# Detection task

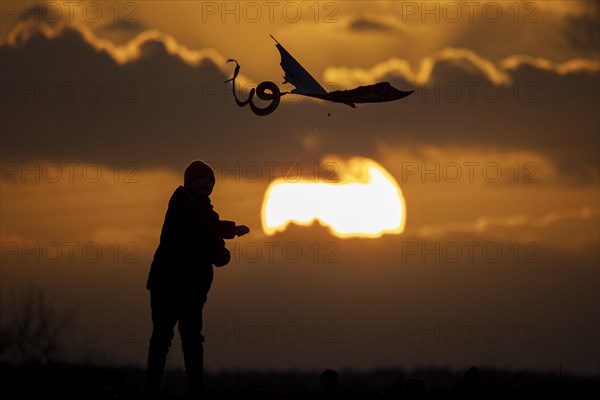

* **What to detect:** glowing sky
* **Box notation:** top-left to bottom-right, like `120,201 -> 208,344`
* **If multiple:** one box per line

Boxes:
1,0 -> 598,374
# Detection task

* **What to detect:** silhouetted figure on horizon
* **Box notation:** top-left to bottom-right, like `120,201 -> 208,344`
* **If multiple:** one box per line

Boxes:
460,366 -> 482,398
319,369 -> 341,398
401,376 -> 427,399
141,160 -> 249,399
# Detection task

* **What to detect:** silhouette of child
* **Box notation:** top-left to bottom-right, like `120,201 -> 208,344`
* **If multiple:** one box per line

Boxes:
141,160 -> 249,399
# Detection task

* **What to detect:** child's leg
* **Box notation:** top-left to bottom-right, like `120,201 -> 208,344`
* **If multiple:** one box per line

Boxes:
178,295 -> 206,397
143,290 -> 178,397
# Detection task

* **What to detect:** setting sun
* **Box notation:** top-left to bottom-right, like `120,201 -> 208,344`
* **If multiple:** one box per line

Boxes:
261,158 -> 406,238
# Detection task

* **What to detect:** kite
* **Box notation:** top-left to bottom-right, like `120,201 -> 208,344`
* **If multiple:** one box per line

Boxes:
224,35 -> 414,116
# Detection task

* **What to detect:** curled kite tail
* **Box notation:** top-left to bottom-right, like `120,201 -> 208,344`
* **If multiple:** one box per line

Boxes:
223,59 -> 240,84
223,59 -> 282,116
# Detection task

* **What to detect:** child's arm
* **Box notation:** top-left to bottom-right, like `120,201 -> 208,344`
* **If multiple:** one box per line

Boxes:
217,220 -> 236,239
234,225 -> 250,236
217,221 -> 250,239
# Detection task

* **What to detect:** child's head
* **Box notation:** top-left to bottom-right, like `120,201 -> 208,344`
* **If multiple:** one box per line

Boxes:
184,160 -> 216,197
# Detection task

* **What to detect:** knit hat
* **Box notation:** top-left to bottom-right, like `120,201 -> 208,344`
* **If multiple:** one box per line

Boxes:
184,160 -> 215,187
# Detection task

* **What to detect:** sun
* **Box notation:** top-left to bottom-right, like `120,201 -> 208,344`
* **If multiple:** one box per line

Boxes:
261,157 -> 406,238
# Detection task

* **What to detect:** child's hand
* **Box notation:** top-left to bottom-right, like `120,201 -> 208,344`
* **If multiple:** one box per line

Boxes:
234,225 -> 250,237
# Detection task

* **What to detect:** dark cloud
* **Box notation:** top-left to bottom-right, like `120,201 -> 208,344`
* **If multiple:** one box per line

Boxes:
564,2 -> 600,55
427,57 -> 492,83
0,27 -> 300,170
348,17 -> 393,32
1,26 -> 598,184
101,20 -> 144,32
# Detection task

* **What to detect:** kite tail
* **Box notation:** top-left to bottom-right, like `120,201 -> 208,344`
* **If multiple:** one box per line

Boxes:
224,60 -> 282,116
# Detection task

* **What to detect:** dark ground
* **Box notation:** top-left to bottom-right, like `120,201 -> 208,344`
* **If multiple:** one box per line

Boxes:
1,363 -> 598,399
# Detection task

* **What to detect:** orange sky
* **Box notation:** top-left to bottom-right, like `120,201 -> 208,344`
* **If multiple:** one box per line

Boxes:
1,1 -> 598,375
